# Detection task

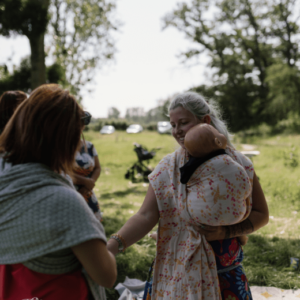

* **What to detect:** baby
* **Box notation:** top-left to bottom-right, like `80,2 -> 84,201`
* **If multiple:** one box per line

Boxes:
181,124 -> 252,243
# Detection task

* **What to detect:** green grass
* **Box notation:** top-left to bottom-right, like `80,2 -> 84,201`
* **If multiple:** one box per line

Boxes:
84,130 -> 300,298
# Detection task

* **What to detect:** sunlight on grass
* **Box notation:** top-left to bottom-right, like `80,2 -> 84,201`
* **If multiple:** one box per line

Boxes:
85,130 -> 300,299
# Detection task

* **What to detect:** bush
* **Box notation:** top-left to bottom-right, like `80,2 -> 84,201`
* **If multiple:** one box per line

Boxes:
90,119 -> 131,131
236,113 -> 300,142
146,122 -> 157,131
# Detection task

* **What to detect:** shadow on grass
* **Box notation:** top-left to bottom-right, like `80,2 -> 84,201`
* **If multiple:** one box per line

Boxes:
101,202 -> 138,210
244,235 -> 300,289
101,187 -> 147,200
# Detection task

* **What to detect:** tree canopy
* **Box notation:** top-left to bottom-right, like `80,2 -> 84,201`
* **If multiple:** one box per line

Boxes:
0,0 -> 118,98
108,107 -> 120,119
163,0 -> 300,131
49,0 -> 118,99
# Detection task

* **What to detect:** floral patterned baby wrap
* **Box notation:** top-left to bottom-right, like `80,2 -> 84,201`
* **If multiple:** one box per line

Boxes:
148,147 -> 254,300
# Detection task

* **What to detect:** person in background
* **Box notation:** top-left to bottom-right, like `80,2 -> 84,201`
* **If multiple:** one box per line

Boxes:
0,84 -> 116,300
72,113 -> 103,222
107,92 -> 268,300
0,90 -> 27,133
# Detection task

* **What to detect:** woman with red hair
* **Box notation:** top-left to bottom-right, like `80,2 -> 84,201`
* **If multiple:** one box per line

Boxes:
0,84 -> 116,300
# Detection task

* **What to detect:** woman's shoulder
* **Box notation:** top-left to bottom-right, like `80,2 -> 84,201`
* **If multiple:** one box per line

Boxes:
85,140 -> 94,148
85,140 -> 97,156
157,148 -> 183,164
51,184 -> 84,205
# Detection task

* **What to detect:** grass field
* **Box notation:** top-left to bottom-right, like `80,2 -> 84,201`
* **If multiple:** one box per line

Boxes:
83,130 -> 300,299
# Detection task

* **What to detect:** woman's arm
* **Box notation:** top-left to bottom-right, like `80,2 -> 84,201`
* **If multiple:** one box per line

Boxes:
71,239 -> 117,288
107,184 -> 160,256
72,156 -> 100,190
71,173 -> 95,191
194,171 -> 269,241
90,156 -> 101,182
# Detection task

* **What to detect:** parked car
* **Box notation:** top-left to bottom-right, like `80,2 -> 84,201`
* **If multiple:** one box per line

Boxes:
126,124 -> 143,134
100,125 -> 115,134
157,121 -> 172,134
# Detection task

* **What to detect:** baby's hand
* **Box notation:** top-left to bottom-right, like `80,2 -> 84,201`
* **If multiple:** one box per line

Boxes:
238,235 -> 248,246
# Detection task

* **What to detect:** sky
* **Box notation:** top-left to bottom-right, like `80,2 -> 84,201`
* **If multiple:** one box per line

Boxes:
0,0 -> 208,118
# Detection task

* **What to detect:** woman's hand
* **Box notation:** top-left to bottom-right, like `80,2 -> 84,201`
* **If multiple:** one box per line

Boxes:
192,224 -> 226,241
192,224 -> 248,245
107,239 -> 119,256
237,235 -> 249,246
84,178 -> 95,190
149,232 -> 157,241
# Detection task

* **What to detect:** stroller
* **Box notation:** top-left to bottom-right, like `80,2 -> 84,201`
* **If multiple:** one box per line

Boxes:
125,143 -> 161,183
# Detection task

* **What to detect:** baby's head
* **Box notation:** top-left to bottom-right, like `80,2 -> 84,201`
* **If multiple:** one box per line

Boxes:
184,124 -> 227,157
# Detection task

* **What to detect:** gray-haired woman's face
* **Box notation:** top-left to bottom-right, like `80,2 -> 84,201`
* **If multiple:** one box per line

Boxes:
169,106 -> 203,149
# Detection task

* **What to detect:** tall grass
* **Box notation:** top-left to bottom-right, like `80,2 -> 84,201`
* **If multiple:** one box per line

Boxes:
84,130 -> 300,299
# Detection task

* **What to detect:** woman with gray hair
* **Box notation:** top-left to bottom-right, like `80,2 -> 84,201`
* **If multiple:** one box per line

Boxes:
108,92 -> 268,300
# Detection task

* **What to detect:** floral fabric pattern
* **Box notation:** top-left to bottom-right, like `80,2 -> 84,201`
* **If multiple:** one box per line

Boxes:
148,147 -> 254,300
74,141 -> 100,216
211,238 -> 253,300
187,152 -> 253,226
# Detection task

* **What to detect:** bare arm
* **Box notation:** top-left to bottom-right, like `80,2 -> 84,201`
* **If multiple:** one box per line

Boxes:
72,173 -> 94,187
72,157 -> 100,190
90,156 -> 101,182
71,239 -> 117,288
194,171 -> 269,240
107,184 -> 160,256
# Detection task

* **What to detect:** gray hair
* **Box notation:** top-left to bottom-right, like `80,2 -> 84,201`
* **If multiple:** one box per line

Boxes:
168,91 -> 234,147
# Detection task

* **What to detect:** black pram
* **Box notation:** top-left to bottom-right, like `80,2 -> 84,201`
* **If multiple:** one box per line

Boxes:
125,143 -> 161,183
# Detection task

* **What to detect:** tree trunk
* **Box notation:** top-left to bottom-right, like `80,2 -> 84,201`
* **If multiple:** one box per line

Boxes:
29,33 -> 46,90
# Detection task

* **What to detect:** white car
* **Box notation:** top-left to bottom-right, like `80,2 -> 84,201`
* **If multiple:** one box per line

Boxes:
100,125 -> 115,134
157,121 -> 172,134
126,124 -> 143,134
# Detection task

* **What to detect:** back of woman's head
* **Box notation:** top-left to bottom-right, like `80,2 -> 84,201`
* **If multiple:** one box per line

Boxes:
168,91 -> 233,147
0,90 -> 27,133
0,84 -> 84,174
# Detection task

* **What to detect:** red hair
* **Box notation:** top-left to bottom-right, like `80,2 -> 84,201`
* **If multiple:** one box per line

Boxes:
0,84 -> 84,174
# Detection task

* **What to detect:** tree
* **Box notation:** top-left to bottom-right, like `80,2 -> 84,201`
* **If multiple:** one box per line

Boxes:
125,107 -> 145,123
265,63 -> 300,120
0,0 -> 50,89
0,0 -> 118,96
49,0 -> 118,99
0,58 -> 31,95
163,0 -> 300,131
108,107 -> 120,119
0,57 -> 67,96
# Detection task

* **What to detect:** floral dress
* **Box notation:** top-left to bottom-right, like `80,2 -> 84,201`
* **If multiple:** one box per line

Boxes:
74,141 -> 101,221
145,146 -> 254,300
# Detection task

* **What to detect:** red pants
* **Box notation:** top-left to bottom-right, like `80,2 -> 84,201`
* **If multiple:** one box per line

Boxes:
0,264 -> 89,300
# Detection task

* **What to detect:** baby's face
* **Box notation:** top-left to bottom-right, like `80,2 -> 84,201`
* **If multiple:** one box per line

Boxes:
184,124 -> 227,157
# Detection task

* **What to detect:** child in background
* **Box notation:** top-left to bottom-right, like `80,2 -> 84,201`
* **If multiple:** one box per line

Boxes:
72,112 -> 102,222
